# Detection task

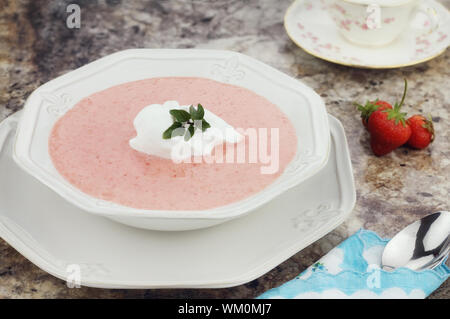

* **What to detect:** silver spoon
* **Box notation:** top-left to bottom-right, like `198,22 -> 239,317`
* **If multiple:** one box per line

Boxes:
382,211 -> 450,271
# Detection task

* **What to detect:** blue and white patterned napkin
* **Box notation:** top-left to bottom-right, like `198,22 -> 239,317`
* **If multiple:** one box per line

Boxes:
258,229 -> 449,299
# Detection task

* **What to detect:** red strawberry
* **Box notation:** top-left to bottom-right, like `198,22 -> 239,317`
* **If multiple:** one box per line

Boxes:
407,115 -> 434,149
367,80 -> 411,156
356,100 -> 393,128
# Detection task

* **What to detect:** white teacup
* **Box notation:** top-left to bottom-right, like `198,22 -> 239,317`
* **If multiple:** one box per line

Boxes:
326,0 -> 440,46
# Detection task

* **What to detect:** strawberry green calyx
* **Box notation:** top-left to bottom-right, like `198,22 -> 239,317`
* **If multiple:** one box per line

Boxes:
423,115 -> 435,142
382,79 -> 409,127
355,100 -> 380,123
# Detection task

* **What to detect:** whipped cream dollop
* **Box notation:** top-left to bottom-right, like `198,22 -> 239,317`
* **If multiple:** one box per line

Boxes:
129,101 -> 243,161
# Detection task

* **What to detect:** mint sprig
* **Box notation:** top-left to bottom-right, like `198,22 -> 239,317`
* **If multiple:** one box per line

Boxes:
162,104 -> 211,141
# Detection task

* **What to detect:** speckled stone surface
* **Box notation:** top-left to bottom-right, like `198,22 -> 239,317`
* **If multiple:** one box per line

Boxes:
0,0 -> 448,299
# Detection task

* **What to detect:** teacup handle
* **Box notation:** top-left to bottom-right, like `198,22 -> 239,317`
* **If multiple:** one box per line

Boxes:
414,2 -> 440,35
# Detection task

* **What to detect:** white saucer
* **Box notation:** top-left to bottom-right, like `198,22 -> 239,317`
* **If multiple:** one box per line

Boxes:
284,0 -> 450,68
0,111 -> 355,289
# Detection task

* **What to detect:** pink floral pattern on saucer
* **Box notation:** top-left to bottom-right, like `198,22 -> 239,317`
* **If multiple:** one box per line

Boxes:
414,31 -> 448,59
297,21 -> 362,65
285,0 -> 449,68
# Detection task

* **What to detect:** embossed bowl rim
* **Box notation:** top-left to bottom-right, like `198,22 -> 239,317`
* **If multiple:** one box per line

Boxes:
13,49 -> 330,222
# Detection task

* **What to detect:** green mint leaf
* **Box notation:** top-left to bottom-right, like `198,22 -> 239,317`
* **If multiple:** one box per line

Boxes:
189,104 -> 205,120
189,105 -> 197,118
197,104 -> 205,118
170,109 -> 191,122
193,119 -> 202,129
162,122 -> 182,139
185,125 -> 195,141
162,129 -> 173,140
164,105 -> 211,140
172,127 -> 186,138
201,119 -> 211,132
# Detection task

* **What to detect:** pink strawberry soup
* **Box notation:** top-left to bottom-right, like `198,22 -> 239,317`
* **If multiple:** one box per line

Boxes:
49,77 -> 297,210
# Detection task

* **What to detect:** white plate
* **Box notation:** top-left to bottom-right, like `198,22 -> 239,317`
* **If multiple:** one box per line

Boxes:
284,0 -> 450,68
0,112 -> 354,289
13,49 -> 330,231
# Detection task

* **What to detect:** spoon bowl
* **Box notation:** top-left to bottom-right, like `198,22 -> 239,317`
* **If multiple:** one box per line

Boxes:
382,211 -> 450,271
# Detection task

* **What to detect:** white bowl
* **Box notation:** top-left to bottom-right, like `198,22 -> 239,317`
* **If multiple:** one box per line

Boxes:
13,49 -> 330,231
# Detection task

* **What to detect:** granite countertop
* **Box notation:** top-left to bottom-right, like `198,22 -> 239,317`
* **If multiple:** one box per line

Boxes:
0,0 -> 448,298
